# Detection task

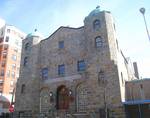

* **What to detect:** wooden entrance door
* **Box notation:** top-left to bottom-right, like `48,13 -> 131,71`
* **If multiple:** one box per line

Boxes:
57,85 -> 69,110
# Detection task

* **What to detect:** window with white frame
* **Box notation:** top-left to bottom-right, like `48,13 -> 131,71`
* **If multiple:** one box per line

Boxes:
12,64 -> 16,70
7,70 -> 10,77
12,55 -> 17,61
11,71 -> 15,78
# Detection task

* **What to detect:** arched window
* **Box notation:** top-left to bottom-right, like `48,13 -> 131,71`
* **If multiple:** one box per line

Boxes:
21,84 -> 25,93
93,19 -> 101,30
98,70 -> 106,85
95,36 -> 103,48
98,70 -> 105,79
23,57 -> 28,66
25,43 -> 29,50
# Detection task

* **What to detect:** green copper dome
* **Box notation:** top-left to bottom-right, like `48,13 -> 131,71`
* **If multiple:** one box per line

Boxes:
26,29 -> 43,38
26,33 -> 32,38
88,6 -> 101,17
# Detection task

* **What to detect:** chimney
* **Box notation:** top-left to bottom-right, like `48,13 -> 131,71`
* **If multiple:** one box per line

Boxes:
133,62 -> 140,79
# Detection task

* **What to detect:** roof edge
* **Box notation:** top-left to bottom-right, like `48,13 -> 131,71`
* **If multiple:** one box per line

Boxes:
41,26 -> 84,43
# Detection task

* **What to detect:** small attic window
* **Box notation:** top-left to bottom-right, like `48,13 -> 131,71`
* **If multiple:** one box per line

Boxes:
59,41 -> 64,49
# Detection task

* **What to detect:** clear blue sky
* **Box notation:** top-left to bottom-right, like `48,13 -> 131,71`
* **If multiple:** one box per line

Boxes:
0,0 -> 150,78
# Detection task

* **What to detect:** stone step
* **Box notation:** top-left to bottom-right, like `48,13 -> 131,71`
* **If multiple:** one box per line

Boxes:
66,112 -> 90,118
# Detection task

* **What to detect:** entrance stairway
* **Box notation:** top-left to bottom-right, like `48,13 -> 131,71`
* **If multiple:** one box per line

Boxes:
66,111 -> 97,118
66,112 -> 89,118
39,110 -> 97,118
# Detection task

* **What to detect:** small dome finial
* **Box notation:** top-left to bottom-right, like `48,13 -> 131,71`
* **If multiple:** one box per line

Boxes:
34,29 -> 37,32
96,5 -> 100,9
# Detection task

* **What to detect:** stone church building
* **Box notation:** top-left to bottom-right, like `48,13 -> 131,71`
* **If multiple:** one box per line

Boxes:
14,7 -> 138,118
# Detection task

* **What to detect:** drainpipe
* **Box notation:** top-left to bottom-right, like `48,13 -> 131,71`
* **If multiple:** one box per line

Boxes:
138,104 -> 142,118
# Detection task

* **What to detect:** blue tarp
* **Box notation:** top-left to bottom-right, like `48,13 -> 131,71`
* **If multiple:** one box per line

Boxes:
123,99 -> 150,105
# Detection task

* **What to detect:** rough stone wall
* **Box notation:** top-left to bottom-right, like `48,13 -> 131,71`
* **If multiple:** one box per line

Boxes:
38,11 -> 125,117
15,36 -> 42,114
104,12 -> 118,63
15,10 -> 127,118
40,27 -> 86,79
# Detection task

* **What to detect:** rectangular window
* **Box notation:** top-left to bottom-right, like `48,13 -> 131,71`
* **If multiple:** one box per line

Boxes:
7,70 -> 10,77
9,92 -> 13,95
15,40 -> 19,46
14,48 -> 18,53
1,61 -> 6,67
11,71 -> 15,78
95,37 -> 103,48
0,80 -> 4,84
1,30 -> 3,36
58,64 -> 65,75
12,64 -> 16,70
0,37 -> 3,43
21,84 -> 25,94
12,55 -> 17,61
78,60 -> 86,72
0,70 -> 4,76
41,68 -> 48,79
3,45 -> 8,50
17,67 -> 20,71
10,81 -> 14,86
5,36 -> 9,42
59,41 -> 64,49
7,29 -> 10,33
15,40 -> 22,47
3,52 -> 7,58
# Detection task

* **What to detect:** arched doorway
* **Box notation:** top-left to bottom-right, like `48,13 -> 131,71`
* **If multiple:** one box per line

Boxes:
56,85 -> 69,110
